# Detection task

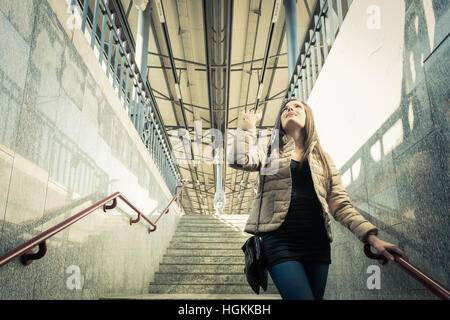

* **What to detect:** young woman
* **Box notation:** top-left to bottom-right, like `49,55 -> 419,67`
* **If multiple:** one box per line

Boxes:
228,98 -> 408,300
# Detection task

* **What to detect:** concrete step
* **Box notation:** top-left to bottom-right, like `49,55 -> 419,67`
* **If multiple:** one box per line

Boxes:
153,273 -> 247,284
169,241 -> 244,249
152,273 -> 276,287
179,217 -> 247,222
158,264 -> 244,273
149,214 -> 264,296
162,255 -> 243,264
103,293 -> 281,300
166,248 -> 242,256
180,215 -> 221,220
180,215 -> 248,221
148,284 -> 279,294
177,221 -> 229,226
170,237 -> 249,243
175,226 -> 241,232
173,231 -> 250,238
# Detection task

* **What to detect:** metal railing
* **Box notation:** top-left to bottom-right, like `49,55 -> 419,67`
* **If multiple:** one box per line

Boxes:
0,180 -> 187,268
364,244 -> 450,300
285,0 -> 353,100
73,0 -> 179,194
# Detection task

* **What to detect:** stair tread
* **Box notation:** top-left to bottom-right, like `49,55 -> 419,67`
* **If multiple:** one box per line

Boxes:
102,293 -> 280,300
149,214 -> 266,295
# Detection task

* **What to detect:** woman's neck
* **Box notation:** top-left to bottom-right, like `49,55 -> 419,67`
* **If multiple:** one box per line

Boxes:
285,130 -> 306,151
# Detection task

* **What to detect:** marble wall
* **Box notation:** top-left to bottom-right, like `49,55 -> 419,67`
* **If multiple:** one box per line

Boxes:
0,0 -> 181,299
307,0 -> 449,299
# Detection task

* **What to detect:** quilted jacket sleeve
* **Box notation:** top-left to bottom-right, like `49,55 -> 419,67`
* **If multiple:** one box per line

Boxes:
227,119 -> 268,172
325,153 -> 379,243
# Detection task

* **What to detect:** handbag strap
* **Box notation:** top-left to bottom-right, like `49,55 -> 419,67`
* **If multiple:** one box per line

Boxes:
255,173 -> 266,236
256,139 -> 272,236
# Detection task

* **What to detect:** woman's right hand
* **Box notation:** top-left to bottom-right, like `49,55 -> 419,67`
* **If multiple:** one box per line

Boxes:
241,109 -> 262,128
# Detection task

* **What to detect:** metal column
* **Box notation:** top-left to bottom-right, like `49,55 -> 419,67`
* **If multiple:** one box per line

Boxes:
283,0 -> 300,98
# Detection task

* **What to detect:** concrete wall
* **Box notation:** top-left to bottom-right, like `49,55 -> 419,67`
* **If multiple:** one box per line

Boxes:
0,0 -> 181,299
307,0 -> 449,299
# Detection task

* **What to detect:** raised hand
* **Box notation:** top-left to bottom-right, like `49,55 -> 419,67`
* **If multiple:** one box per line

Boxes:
241,109 -> 262,128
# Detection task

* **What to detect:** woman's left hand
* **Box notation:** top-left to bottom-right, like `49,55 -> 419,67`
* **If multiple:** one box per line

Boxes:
367,235 -> 409,262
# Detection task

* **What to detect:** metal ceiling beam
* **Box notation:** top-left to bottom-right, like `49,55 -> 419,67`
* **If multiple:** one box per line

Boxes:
230,52 -> 287,66
254,0 -> 282,111
260,22 -> 286,127
202,0 -> 215,214
222,0 -> 233,214
154,0 -> 189,128
148,51 -> 206,67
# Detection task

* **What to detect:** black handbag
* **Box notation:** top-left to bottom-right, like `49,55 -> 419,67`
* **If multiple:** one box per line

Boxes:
241,174 -> 268,294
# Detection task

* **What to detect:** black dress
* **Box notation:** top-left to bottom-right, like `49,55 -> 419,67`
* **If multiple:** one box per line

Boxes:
261,159 -> 331,269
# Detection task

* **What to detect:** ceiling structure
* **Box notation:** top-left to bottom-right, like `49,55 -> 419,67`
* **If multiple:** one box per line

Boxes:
120,0 -> 319,215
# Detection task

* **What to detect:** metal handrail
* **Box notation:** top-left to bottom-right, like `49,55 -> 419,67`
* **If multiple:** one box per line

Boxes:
0,180 -> 187,268
152,180 -> 186,226
364,244 -> 450,300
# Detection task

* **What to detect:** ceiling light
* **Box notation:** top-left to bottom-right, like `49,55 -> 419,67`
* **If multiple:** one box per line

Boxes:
272,0 -> 281,23
154,0 -> 165,23
174,83 -> 182,100
257,83 -> 264,99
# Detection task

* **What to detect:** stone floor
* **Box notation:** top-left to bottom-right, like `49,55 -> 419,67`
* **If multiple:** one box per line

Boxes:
102,293 -> 282,300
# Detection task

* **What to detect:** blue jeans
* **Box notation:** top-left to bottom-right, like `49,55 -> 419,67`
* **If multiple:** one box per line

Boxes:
268,260 -> 329,300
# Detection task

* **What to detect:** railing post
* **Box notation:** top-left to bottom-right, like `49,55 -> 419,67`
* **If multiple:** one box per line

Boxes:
320,14 -> 329,59
309,30 -> 317,85
124,54 -> 131,111
113,28 -> 121,89
106,16 -> 114,77
81,0 -> 89,33
296,65 -> 303,100
118,41 -> 127,100
314,15 -> 323,73
130,82 -> 136,127
99,1 -> 108,65
305,51 -> 311,96
91,0 -> 101,48
301,61 -> 307,100
327,0 -> 335,44
337,0 -> 343,26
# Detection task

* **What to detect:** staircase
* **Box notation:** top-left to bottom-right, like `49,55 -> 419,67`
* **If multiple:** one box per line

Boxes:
110,214 -> 280,299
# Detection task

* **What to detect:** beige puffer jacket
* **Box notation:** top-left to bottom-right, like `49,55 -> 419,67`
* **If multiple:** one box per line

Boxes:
228,123 -> 378,243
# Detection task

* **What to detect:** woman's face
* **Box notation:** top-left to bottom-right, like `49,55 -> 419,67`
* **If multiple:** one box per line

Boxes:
280,100 -> 306,133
